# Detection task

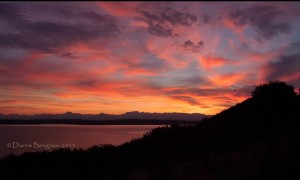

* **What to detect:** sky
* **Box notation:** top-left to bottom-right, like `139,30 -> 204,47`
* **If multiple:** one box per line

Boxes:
0,2 -> 300,115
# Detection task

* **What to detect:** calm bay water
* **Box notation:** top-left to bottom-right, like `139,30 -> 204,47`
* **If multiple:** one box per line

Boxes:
0,125 -> 162,157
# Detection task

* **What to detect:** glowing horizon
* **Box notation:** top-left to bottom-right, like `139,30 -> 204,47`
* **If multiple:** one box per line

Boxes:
1,2 -> 300,115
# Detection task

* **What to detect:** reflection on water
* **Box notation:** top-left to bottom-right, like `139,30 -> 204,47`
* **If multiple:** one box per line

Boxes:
0,125 -> 162,157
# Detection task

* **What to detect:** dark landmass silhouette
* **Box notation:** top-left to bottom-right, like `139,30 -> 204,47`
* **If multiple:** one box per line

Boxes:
1,81 -> 300,180
0,119 -> 200,125
0,111 -> 208,125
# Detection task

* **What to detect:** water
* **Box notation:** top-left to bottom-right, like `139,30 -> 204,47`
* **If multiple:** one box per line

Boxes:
0,125 -> 162,157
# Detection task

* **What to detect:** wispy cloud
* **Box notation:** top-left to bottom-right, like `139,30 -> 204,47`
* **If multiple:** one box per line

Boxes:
137,6 -> 198,37
228,5 -> 291,43
0,3 -> 120,53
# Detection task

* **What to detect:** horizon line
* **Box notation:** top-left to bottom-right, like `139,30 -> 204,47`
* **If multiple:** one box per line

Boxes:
0,111 -> 213,116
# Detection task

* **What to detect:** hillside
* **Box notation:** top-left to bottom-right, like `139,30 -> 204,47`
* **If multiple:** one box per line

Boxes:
1,81 -> 300,180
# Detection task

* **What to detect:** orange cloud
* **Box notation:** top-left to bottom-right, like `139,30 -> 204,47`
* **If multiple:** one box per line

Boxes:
53,92 -> 79,99
200,56 -> 230,71
97,2 -> 140,17
210,73 -> 246,87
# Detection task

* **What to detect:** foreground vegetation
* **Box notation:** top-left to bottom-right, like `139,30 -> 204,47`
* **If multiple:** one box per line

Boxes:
1,81 -> 300,180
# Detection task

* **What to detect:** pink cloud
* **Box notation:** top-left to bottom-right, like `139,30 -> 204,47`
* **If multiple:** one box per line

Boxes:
97,2 -> 140,17
200,56 -> 231,71
210,73 -> 247,87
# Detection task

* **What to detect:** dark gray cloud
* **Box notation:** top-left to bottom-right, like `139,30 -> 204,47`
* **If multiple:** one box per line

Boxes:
0,3 -> 24,25
146,20 -> 173,37
142,60 -> 209,89
165,86 -> 251,98
229,5 -> 291,42
175,40 -> 204,52
72,78 -> 100,89
138,7 -> 198,37
141,54 -> 169,70
265,52 -> 300,83
180,76 -> 208,87
59,52 -> 78,59
198,13 -> 223,25
171,95 -> 200,106
0,3 -> 120,53
124,53 -> 169,72
200,14 -> 210,24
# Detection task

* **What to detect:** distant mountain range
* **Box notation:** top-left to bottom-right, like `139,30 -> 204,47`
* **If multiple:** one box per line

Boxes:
0,111 -> 208,122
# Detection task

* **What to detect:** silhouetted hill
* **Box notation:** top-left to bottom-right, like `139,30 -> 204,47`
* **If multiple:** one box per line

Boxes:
1,81 -> 300,180
202,81 -> 299,126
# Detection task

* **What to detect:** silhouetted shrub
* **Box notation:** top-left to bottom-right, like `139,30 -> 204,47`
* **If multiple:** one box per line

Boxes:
251,81 -> 296,99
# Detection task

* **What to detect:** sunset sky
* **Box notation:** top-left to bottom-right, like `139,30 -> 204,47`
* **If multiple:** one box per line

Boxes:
0,2 -> 300,115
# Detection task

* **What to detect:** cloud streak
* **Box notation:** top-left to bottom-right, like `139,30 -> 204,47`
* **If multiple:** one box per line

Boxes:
175,40 -> 204,53
137,6 -> 198,37
0,3 -> 120,53
228,5 -> 291,42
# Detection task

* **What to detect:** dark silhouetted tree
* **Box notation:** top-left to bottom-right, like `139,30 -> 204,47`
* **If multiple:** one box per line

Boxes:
251,80 -> 296,99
